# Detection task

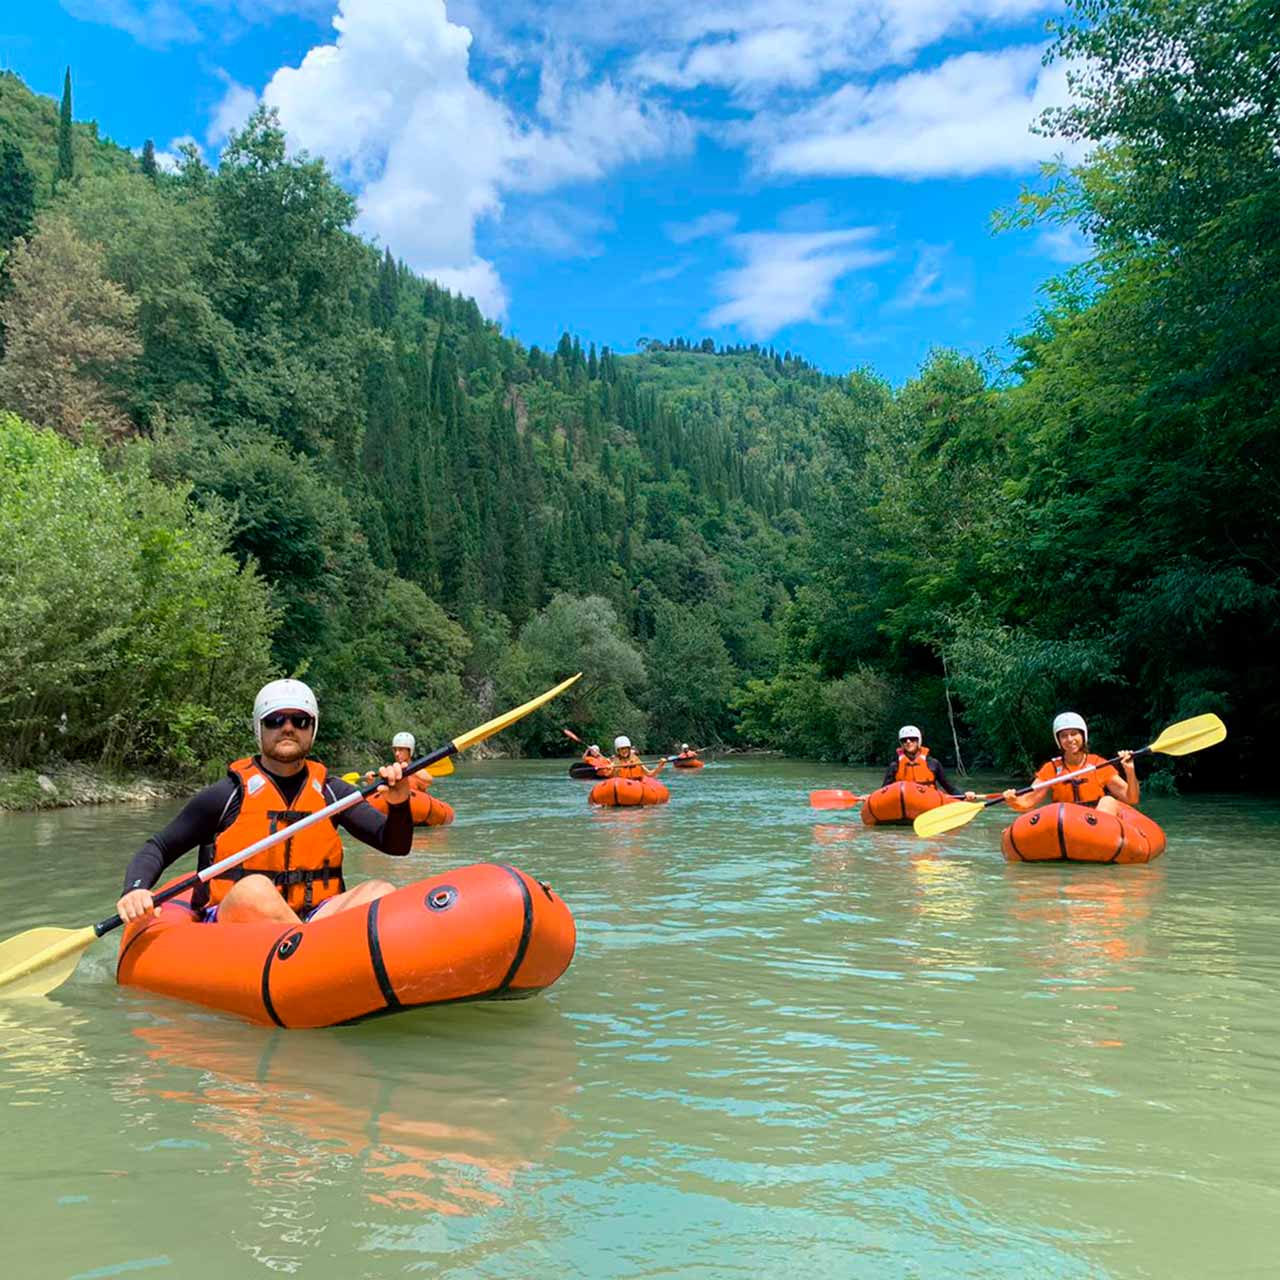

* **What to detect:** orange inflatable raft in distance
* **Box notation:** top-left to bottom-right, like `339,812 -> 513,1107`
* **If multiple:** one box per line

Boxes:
589,777 -> 670,806
366,789 -> 454,826
673,758 -> 704,770
1001,801 -> 1167,864
861,782 -> 955,827
116,862 -> 575,1028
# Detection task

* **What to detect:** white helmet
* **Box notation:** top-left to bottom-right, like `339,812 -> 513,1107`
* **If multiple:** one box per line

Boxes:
898,725 -> 923,742
588,744 -> 601,753
392,731 -> 415,751
1052,712 -> 1088,745
253,679 -> 318,747
681,743 -> 690,751
614,735 -> 632,750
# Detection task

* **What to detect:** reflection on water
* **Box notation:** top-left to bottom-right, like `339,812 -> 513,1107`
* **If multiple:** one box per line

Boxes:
2,764 -> 1279,1278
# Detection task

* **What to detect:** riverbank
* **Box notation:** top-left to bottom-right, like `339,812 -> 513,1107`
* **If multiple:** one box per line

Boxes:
0,763 -> 192,812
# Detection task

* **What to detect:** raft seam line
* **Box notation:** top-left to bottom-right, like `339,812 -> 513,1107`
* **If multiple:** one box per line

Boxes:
260,926 -> 295,1027
496,864 -> 534,992
366,896 -> 402,1011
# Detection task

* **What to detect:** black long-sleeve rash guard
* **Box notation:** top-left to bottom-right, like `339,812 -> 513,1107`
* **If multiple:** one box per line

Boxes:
122,761 -> 414,894
881,754 -> 966,797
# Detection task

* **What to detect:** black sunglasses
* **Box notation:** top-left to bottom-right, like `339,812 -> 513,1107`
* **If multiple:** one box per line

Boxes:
899,737 -> 919,745
261,712 -> 315,731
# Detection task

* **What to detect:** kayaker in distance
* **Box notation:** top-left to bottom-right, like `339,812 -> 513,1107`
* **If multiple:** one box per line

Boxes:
115,679 -> 412,926
610,735 -> 667,779
366,731 -> 432,790
675,743 -> 700,761
885,725 -> 976,801
583,743 -> 609,771
1002,712 -> 1137,816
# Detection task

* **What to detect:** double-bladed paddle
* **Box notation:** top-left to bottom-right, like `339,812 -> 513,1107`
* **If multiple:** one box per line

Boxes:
912,713 -> 1227,839
0,673 -> 582,999
810,790 -> 864,810
342,755 -> 454,785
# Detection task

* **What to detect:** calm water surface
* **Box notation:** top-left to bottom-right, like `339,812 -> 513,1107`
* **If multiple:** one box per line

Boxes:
2,759 -> 1278,1278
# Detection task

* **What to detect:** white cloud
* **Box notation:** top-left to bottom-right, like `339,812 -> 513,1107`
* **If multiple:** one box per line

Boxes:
888,243 -> 967,310
59,0 -> 333,46
1036,225 -> 1093,264
706,226 -> 891,338
755,45 -> 1081,179
153,135 -> 202,173
257,0 -> 690,318
454,3 -> 1055,97
507,204 -> 613,258
638,260 -> 692,285
59,0 -> 200,46
207,71 -> 259,148
664,210 -> 737,243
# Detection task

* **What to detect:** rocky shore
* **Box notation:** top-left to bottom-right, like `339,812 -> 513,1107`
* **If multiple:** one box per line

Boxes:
0,764 -> 191,812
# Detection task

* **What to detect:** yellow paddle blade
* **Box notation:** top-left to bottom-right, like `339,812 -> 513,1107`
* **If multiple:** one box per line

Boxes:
1150,713 -> 1226,757
0,926 -> 97,998
913,799 -> 986,839
452,673 -> 582,753
341,757 -> 454,785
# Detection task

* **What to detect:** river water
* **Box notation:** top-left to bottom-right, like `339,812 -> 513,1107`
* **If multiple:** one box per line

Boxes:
2,758 -> 1277,1279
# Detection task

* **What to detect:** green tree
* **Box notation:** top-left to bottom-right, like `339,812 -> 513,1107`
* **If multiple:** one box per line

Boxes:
140,138 -> 157,180
645,601 -> 736,745
0,140 -> 35,250
0,413 -> 277,771
0,214 -> 141,440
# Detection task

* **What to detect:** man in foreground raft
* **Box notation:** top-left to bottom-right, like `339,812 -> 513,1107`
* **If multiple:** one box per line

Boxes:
117,680 -> 411,926
589,735 -> 670,806
912,712 -> 1227,864
861,724 -> 975,826
0,674 -> 582,1023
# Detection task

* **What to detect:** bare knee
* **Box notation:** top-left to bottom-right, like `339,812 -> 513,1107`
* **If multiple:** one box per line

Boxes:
307,880 -> 394,921
348,879 -> 395,904
219,874 -> 297,924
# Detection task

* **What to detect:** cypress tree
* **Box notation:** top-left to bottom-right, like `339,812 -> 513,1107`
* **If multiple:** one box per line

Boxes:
140,139 -> 158,180
57,67 -> 74,184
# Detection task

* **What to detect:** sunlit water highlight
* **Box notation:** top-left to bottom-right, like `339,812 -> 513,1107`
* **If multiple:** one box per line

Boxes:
2,759 -> 1278,1278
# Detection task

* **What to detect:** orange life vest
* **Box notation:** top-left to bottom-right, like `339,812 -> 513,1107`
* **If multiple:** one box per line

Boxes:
611,755 -> 645,779
203,757 -> 345,913
1035,754 -> 1118,807
407,771 -> 431,793
894,746 -> 936,786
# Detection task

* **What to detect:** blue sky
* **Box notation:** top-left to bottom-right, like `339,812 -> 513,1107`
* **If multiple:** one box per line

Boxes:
8,1 -> 1092,382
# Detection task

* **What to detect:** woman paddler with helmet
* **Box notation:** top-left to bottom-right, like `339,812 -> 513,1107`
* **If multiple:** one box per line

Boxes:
114,680 -> 413,927
1002,712 -> 1139,816
608,735 -> 668,780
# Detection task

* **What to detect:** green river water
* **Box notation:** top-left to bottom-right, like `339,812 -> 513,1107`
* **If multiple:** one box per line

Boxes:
2,758 -> 1278,1279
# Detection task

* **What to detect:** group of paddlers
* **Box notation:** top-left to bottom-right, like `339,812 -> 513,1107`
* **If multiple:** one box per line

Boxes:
885,713 -> 1138,814
578,737 -> 701,779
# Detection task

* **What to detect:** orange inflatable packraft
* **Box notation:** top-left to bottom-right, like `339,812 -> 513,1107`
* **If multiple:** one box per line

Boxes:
1001,802 -> 1167,864
366,790 -> 455,826
116,862 -> 575,1027
588,777 -> 670,806
861,781 -> 954,827
673,759 -> 704,770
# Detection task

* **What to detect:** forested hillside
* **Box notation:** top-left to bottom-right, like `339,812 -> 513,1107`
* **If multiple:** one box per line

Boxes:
1,0 -> 1275,790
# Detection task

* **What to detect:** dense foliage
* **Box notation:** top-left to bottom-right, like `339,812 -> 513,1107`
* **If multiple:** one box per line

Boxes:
0,0 -> 1273,789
